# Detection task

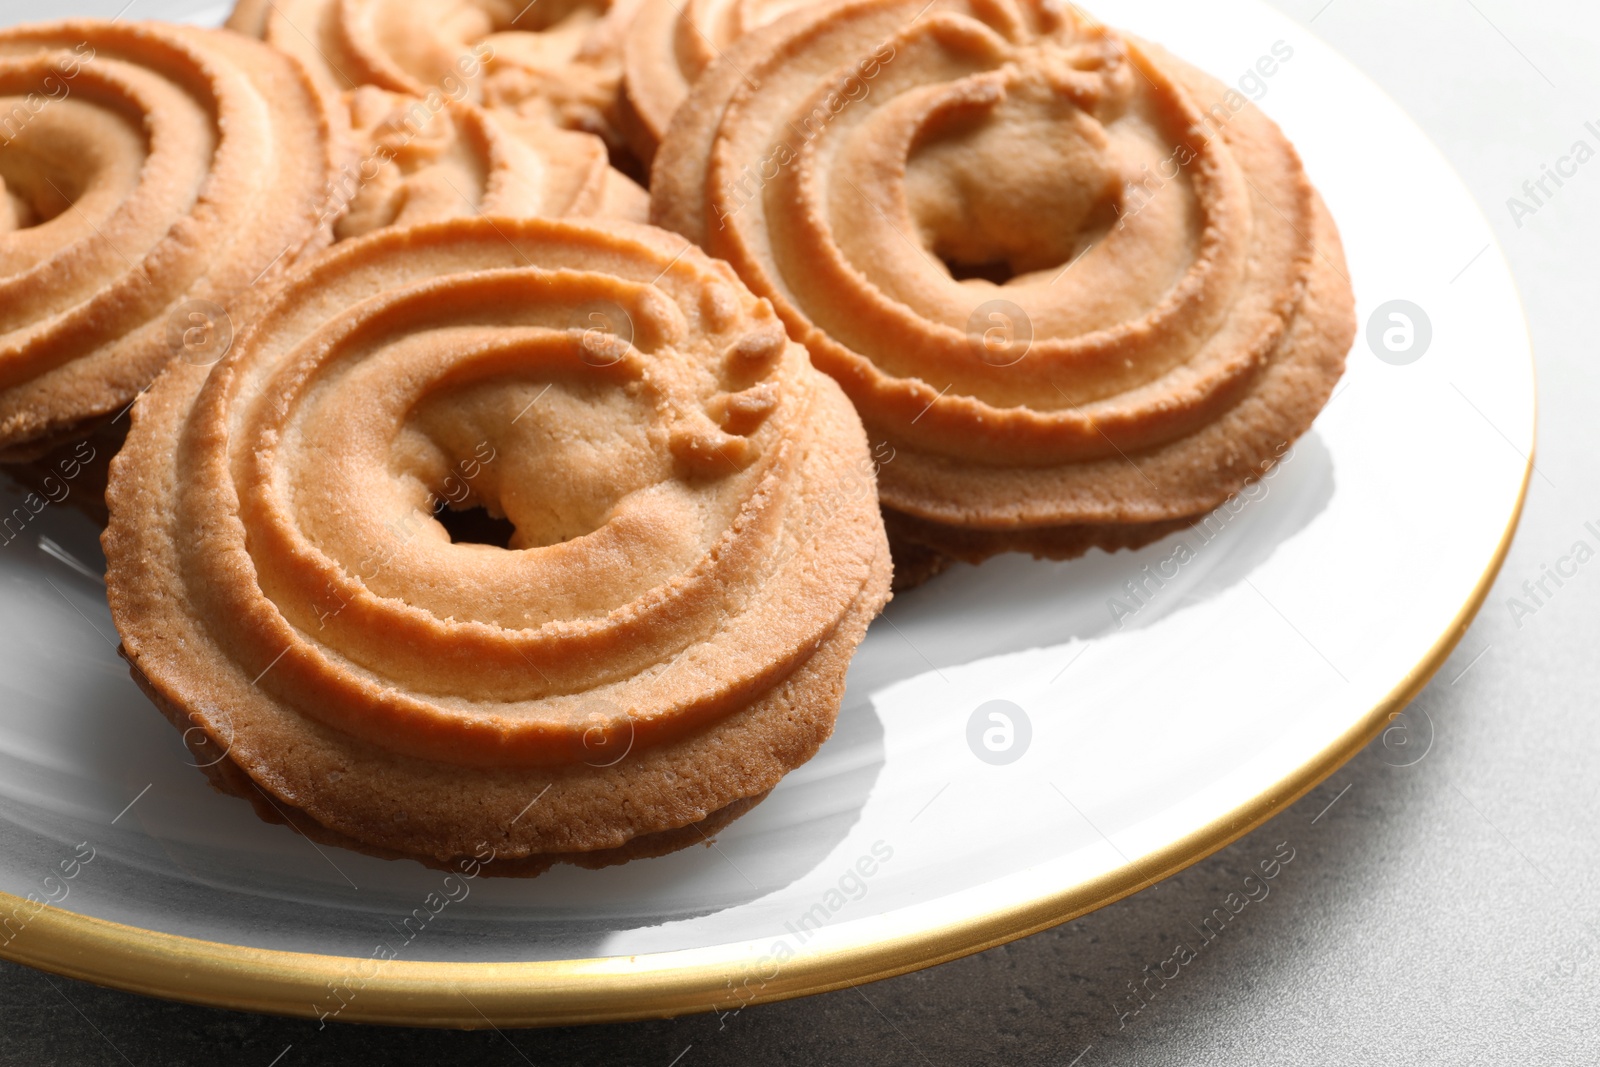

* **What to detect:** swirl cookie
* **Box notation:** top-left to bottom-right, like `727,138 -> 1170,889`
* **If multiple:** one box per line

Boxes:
651,0 -> 1355,581
0,19 -> 346,459
618,0 -> 811,165
103,216 -> 891,870
333,86 -> 647,239
228,0 -> 645,151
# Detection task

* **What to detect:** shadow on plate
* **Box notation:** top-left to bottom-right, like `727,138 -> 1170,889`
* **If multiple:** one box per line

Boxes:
848,431 -> 1336,691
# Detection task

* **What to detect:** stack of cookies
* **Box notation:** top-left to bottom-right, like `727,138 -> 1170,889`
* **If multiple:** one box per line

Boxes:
0,0 -> 1353,872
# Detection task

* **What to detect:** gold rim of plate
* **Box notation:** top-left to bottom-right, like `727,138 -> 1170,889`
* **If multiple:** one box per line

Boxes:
0,381 -> 1536,1028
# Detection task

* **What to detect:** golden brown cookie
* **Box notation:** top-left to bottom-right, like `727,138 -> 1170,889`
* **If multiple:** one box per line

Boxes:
104,215 -> 891,869
334,85 -> 647,238
129,645 -> 772,877
228,0 -> 646,153
0,19 -> 347,460
618,0 -> 812,166
650,0 -> 1355,577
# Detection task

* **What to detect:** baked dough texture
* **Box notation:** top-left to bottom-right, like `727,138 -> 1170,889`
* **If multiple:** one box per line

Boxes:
104,215 -> 891,868
228,0 -> 645,151
650,0 -> 1355,576
0,19 -> 346,459
619,0 -> 810,166
335,85 -> 648,238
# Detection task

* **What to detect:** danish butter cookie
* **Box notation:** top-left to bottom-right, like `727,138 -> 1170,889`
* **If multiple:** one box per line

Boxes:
104,215 -> 891,868
651,0 -> 1354,581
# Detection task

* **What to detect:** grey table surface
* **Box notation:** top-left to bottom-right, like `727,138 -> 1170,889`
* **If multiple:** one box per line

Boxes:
4,0 -> 1599,1063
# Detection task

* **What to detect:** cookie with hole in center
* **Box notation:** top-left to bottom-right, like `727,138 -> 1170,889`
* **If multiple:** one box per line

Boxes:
650,0 -> 1354,587
103,215 -> 891,871
0,18 -> 348,460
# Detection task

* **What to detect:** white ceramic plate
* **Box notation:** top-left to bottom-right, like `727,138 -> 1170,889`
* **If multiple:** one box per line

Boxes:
0,0 -> 1532,1026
